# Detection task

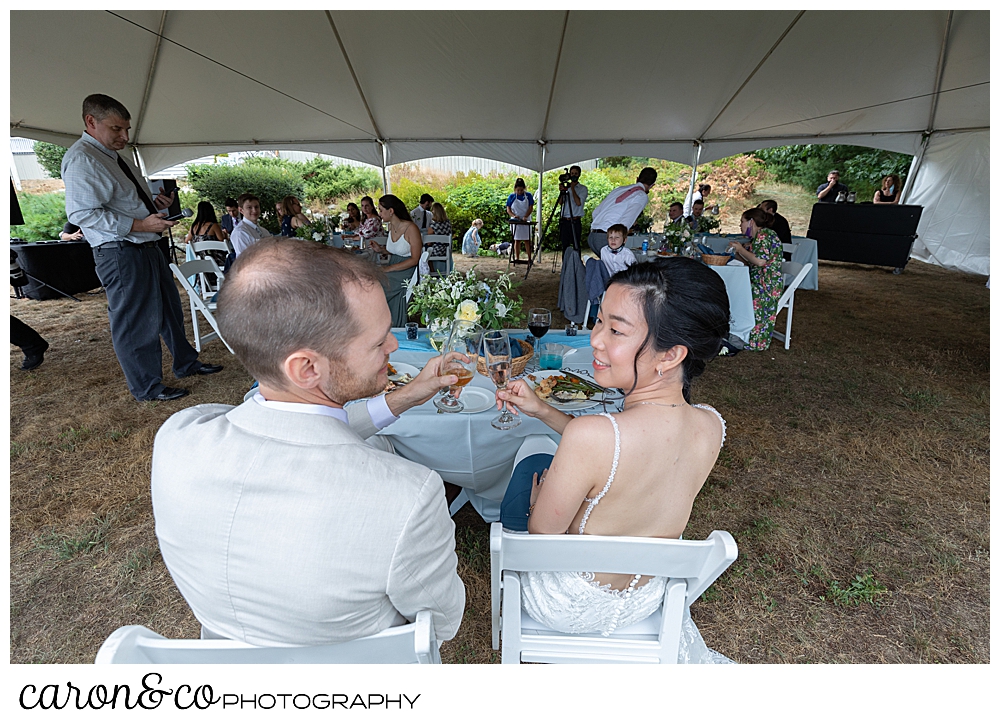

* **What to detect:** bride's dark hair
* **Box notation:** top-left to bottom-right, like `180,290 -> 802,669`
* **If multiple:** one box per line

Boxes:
606,257 -> 730,402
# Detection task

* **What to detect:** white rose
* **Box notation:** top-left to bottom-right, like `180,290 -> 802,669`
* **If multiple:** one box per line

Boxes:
455,300 -> 480,322
496,300 -> 508,318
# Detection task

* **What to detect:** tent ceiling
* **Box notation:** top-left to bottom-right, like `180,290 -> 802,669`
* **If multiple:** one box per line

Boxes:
9,10 -> 989,175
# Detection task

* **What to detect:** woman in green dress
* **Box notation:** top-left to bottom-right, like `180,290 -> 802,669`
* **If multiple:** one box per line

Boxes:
372,194 -> 422,327
728,208 -> 783,351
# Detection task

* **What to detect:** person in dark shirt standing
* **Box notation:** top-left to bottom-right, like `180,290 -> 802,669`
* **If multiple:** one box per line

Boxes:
759,199 -> 792,245
816,170 -> 849,203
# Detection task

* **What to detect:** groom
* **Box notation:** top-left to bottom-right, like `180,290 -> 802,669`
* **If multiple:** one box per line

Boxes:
151,239 -> 466,645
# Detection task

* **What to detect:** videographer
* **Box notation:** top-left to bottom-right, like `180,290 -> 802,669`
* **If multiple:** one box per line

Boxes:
558,165 -> 587,252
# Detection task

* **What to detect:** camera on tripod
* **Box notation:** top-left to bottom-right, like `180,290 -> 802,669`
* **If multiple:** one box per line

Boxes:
558,169 -> 574,191
10,250 -> 28,288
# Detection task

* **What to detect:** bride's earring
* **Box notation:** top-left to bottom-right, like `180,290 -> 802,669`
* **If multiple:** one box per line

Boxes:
657,369 -> 663,377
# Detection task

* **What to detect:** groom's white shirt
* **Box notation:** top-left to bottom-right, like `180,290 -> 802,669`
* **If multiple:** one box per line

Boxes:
151,397 -> 465,646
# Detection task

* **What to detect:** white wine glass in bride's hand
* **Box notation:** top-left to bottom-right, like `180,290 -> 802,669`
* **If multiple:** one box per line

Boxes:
434,320 -> 483,413
484,330 -> 520,430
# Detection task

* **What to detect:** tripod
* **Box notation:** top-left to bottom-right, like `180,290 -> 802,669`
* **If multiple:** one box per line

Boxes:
12,271 -> 82,302
540,184 -> 580,273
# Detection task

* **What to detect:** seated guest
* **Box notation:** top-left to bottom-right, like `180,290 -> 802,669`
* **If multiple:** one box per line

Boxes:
426,202 -> 452,257
462,219 -> 484,257
280,195 -> 309,237
758,199 -> 792,244
184,201 -> 229,271
342,202 -> 362,235
373,194 -> 422,327
684,183 -> 712,216
816,170 -> 848,203
600,223 -> 636,276
410,193 -> 434,231
495,258 -> 732,661
60,222 -> 85,241
229,194 -> 270,257
220,197 -> 240,236
152,238 -> 466,646
666,201 -> 685,227
873,174 -> 901,205
357,196 -> 384,244
688,199 -> 712,230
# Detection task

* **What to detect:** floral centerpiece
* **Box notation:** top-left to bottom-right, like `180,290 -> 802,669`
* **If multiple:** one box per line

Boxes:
692,214 -> 721,234
661,222 -> 693,253
407,269 -> 525,342
295,217 -> 328,242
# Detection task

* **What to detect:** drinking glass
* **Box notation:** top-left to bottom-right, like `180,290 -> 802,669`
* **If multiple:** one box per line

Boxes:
433,320 -> 483,413
484,330 -> 520,430
527,308 -> 551,364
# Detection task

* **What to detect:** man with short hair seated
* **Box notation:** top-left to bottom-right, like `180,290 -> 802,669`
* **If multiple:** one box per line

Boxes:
151,238 -> 466,646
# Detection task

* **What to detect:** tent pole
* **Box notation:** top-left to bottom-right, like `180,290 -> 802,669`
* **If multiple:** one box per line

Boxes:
537,144 -> 545,259
684,143 -> 702,216
380,141 -> 389,195
899,134 -> 929,204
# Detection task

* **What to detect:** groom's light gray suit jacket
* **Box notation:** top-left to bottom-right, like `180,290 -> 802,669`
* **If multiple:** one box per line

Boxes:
151,399 -> 465,646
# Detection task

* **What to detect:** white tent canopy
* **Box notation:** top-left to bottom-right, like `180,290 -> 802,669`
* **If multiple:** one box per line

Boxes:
10,9 -> 989,274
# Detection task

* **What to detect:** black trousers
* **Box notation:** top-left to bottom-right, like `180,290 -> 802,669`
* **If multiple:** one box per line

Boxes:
560,217 -> 582,252
10,316 -> 47,355
92,241 -> 201,400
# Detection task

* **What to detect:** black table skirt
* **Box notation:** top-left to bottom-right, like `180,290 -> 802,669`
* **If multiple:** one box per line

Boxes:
11,240 -> 103,300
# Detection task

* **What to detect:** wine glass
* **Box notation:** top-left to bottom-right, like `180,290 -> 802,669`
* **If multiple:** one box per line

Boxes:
527,308 -> 551,365
433,320 -> 483,413
484,330 -> 520,430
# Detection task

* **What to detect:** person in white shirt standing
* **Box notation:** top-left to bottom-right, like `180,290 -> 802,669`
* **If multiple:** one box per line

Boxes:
588,167 -> 657,255
229,193 -> 271,257
410,193 -> 434,231
599,223 -> 637,276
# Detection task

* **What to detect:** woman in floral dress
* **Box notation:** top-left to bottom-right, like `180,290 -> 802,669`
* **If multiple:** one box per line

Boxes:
728,208 -> 783,350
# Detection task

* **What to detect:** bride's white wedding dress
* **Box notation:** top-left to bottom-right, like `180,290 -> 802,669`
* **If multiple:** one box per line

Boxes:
519,410 -> 734,664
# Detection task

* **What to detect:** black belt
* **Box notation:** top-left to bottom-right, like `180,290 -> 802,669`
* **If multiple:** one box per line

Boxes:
97,238 -> 164,250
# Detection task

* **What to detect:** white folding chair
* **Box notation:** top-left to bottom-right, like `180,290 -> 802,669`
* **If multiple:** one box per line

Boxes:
423,234 -> 453,276
189,240 -> 232,301
95,610 -> 440,664
490,523 -> 737,663
169,260 -> 235,354
583,291 -> 605,330
772,261 -> 813,350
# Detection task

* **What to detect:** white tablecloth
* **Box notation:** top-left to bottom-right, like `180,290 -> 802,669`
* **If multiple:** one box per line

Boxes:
632,250 -> 755,344
704,235 -> 819,291
377,336 -> 605,520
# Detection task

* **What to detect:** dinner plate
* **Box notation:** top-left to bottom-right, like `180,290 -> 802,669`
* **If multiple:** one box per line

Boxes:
452,386 -> 494,414
523,370 -> 604,412
388,361 -> 420,382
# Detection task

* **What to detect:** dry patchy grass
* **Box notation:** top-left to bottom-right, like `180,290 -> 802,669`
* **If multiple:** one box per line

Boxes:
9,251 -> 989,664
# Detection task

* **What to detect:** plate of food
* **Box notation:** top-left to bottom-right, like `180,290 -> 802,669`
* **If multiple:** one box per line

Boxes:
522,370 -> 605,411
384,361 -> 420,392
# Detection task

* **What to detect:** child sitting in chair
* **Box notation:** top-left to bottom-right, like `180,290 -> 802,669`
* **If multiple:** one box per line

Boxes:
600,223 -> 637,276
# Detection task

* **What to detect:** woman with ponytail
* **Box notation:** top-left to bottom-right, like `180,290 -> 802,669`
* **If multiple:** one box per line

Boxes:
491,258 -> 733,661
728,207 -> 784,350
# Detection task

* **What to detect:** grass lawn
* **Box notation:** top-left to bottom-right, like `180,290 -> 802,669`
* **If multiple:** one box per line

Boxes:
10,195 -> 989,663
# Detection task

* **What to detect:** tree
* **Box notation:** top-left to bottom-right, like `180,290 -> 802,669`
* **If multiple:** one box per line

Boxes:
754,144 -> 912,200
34,142 -> 69,179
10,192 -> 68,241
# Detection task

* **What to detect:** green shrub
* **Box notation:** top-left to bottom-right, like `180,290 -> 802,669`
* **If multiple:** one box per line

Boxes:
34,141 -> 69,179
299,159 -> 381,204
10,192 -> 68,241
186,159 -> 304,233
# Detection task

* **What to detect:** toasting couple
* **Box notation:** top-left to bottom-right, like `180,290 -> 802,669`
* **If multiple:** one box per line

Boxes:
152,238 -> 731,659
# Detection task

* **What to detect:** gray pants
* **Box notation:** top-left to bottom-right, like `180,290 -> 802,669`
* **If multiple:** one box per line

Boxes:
92,241 -> 201,400
588,230 -> 608,255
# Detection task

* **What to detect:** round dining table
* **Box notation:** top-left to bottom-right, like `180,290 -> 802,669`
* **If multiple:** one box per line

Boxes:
371,329 -> 611,521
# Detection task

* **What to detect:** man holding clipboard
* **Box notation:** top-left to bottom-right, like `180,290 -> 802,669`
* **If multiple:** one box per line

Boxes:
62,93 -> 222,402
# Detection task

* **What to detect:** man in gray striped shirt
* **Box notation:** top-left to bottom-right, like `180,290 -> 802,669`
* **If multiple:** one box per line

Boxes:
62,94 -> 222,401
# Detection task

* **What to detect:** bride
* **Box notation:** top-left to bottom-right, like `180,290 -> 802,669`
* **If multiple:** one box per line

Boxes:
496,257 -> 733,662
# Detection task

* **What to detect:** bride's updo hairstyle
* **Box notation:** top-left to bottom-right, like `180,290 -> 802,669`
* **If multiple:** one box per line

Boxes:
607,257 -> 730,402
